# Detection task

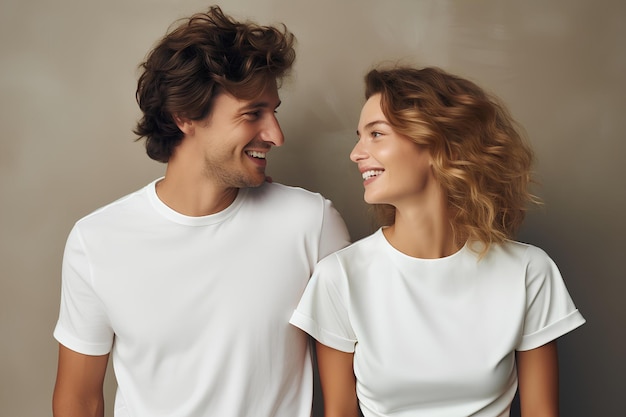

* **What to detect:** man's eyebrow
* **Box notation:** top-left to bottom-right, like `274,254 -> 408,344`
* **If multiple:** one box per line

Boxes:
239,100 -> 282,111
356,120 -> 389,136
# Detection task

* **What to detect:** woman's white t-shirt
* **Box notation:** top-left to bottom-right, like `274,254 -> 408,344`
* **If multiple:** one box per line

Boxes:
290,228 -> 585,417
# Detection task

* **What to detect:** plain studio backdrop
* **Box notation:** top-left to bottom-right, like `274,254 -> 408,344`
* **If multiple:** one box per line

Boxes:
1,0 -> 624,416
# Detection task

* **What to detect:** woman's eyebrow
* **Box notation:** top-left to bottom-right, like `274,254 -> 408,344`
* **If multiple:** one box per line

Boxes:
357,120 -> 389,136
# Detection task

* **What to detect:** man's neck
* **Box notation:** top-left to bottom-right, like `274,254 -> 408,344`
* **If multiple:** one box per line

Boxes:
155,168 -> 239,217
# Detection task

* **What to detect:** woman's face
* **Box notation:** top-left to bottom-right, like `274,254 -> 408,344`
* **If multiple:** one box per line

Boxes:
351,94 -> 435,207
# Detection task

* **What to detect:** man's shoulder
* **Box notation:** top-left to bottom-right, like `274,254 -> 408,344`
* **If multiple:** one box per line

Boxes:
74,184 -> 150,229
241,182 -> 338,229
248,182 -> 327,205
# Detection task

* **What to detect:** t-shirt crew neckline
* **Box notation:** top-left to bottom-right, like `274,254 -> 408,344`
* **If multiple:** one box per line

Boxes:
147,177 -> 248,226
377,227 -> 470,266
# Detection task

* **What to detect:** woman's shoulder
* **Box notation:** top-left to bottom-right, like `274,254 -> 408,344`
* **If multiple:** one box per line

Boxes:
486,240 -> 554,270
334,228 -> 385,257
313,229 -> 386,279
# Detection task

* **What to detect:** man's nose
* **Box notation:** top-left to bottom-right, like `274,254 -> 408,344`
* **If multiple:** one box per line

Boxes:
259,114 -> 284,147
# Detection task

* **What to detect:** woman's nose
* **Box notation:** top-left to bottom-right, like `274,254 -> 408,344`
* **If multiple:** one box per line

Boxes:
350,139 -> 367,163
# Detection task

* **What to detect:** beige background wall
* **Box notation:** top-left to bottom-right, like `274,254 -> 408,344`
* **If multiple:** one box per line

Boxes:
1,0 -> 624,415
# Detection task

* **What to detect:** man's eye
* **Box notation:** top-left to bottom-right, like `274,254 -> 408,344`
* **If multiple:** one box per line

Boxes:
245,111 -> 261,120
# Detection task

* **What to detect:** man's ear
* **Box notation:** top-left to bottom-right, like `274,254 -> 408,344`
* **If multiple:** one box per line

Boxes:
173,114 -> 194,136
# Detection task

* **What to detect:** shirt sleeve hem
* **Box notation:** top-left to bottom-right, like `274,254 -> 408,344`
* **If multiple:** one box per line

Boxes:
289,310 -> 356,353
53,323 -> 113,356
517,309 -> 586,351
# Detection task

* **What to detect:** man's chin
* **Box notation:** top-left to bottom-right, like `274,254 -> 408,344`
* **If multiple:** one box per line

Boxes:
244,175 -> 267,188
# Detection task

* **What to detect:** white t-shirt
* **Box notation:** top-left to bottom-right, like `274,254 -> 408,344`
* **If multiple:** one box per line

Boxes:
54,179 -> 350,417
290,228 -> 585,417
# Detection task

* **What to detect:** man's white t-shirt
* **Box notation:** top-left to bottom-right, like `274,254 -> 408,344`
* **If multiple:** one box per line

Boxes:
54,179 -> 350,417
290,228 -> 585,417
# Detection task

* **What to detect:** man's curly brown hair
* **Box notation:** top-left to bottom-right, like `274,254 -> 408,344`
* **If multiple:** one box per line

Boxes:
134,6 -> 296,162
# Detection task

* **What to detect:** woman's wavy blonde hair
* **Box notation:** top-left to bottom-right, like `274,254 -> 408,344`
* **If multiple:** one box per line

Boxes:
365,66 -> 539,255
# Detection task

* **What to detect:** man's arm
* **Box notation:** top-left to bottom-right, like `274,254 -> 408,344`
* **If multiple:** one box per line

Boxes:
52,344 -> 110,417
516,341 -> 560,417
318,199 -> 351,259
316,342 -> 360,417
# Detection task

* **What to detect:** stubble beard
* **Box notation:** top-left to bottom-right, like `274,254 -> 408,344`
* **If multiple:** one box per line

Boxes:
203,159 -> 266,189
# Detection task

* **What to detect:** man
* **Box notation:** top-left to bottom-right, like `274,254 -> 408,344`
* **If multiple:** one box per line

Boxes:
52,6 -> 349,417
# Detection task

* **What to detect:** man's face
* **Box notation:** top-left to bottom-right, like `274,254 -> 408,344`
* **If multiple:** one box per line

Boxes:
192,80 -> 284,189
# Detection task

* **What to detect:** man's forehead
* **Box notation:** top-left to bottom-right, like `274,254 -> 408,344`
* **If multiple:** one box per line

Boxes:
225,88 -> 281,109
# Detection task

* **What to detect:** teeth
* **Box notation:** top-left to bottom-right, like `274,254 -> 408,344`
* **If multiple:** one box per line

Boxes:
362,170 -> 383,180
246,151 -> 266,159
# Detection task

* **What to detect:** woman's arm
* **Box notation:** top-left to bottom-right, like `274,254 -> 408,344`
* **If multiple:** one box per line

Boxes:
315,342 -> 360,417
52,344 -> 110,417
516,340 -> 559,417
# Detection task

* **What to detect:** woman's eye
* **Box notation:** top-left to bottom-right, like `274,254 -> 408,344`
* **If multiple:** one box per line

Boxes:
372,131 -> 382,138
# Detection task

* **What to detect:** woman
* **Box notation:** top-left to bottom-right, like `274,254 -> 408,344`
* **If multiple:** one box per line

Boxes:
290,67 -> 585,416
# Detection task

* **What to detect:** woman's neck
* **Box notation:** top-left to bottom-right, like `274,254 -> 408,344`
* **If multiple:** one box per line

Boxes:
384,204 -> 461,260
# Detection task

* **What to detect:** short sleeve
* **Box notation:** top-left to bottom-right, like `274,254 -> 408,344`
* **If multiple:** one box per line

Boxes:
517,246 -> 585,351
317,199 -> 350,260
53,225 -> 114,355
290,254 -> 357,353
